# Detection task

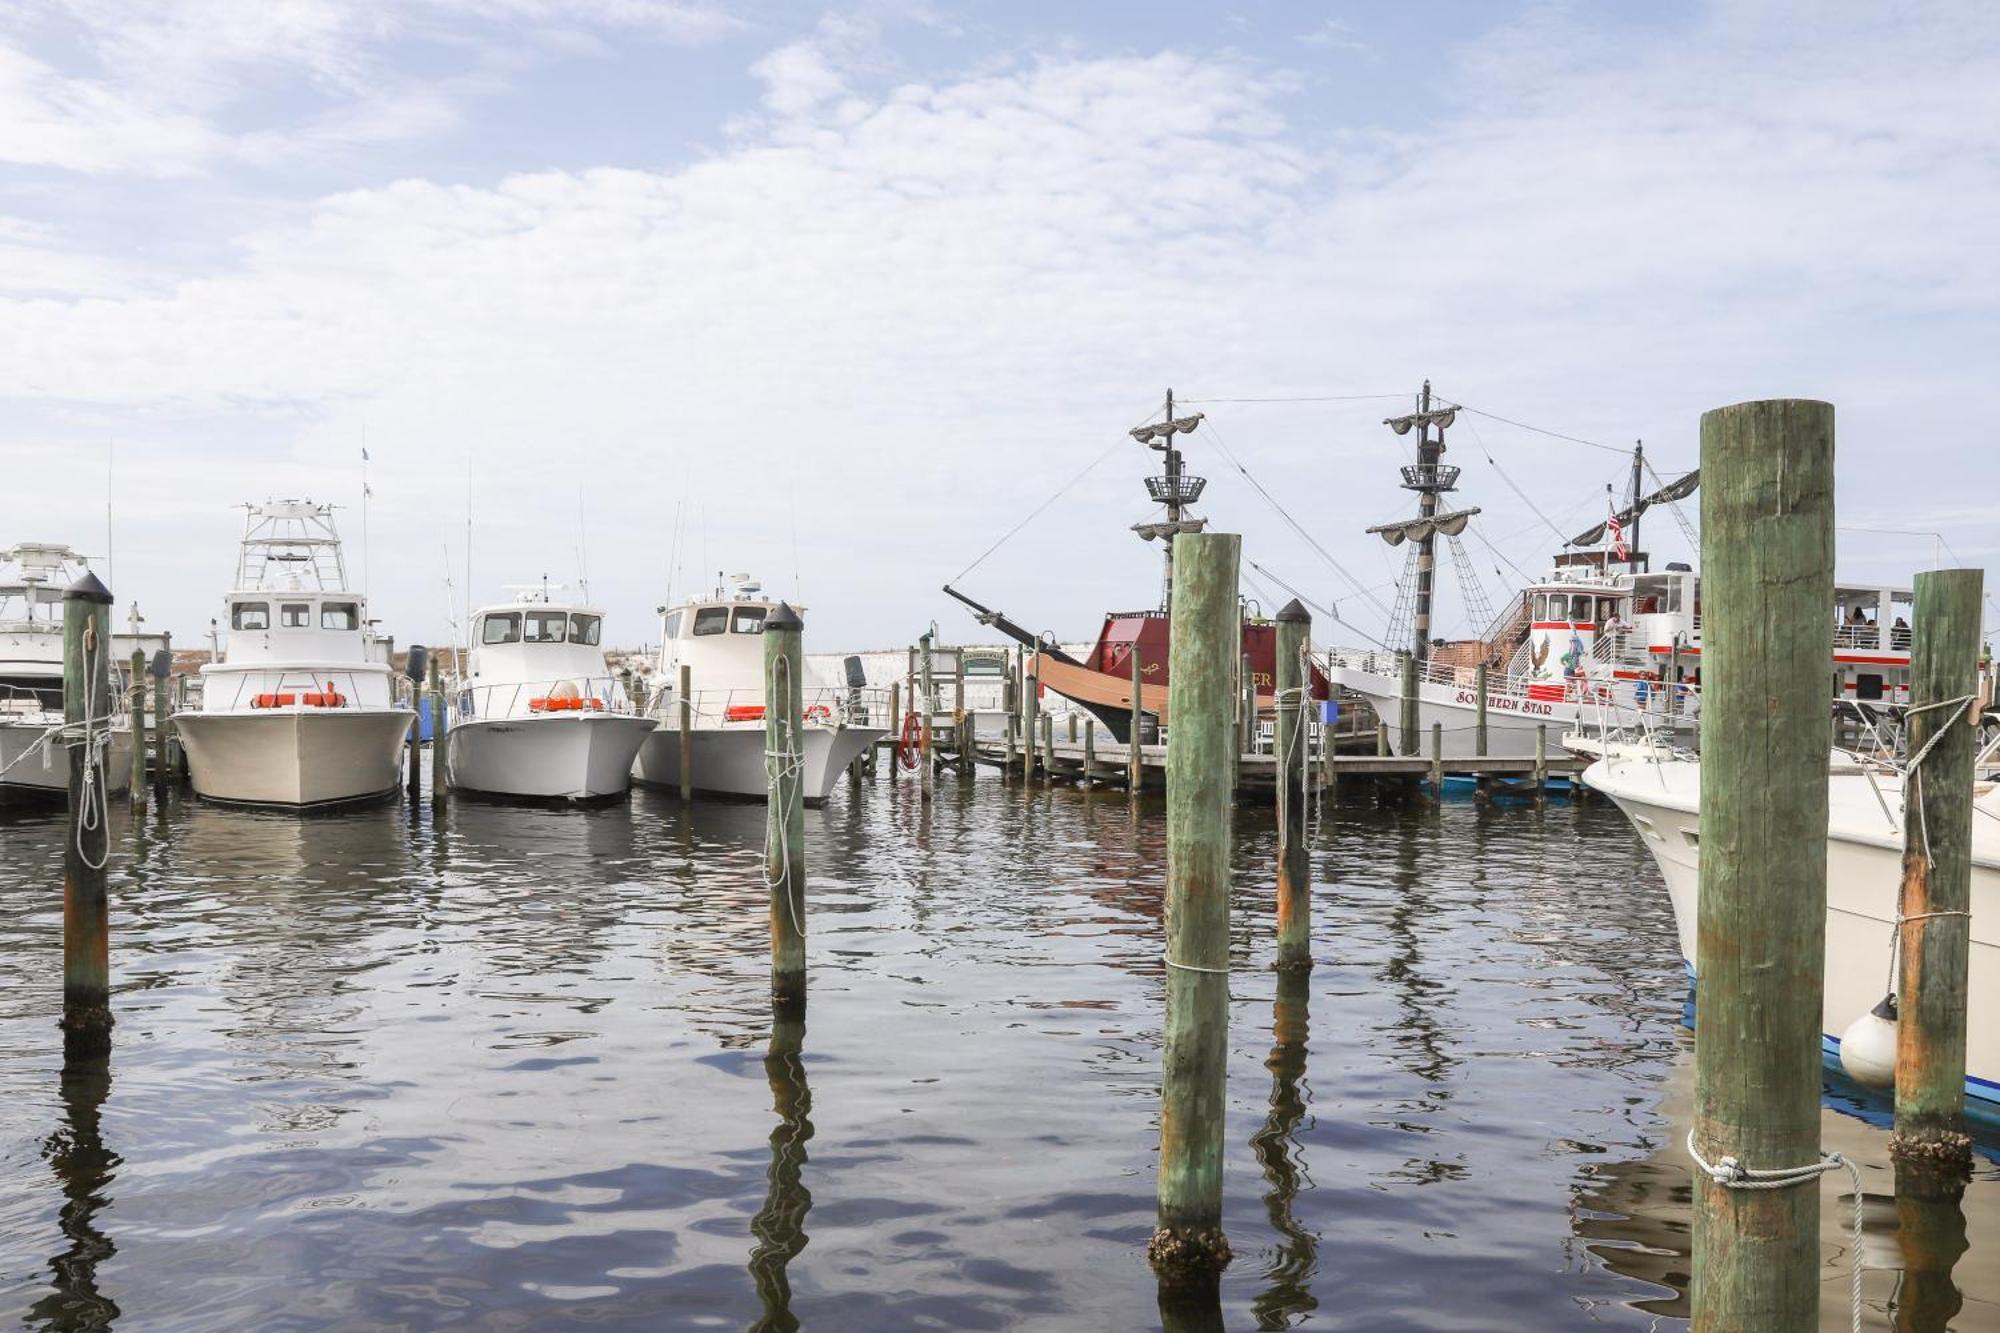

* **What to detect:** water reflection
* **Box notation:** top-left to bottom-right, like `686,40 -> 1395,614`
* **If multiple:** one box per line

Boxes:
747,1014 -> 813,1333
1156,1272 -> 1224,1333
27,1058 -> 120,1331
1249,969 -> 1317,1329
1891,1168 -> 1968,1332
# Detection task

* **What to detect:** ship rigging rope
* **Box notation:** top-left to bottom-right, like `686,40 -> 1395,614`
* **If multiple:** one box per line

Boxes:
1464,418 -> 1571,548
1195,418 -> 1389,618
949,436 -> 1128,585
1244,559 -> 1390,651
1685,1129 -> 1865,1333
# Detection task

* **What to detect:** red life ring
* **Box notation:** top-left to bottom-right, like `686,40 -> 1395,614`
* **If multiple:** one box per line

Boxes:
897,710 -> 920,769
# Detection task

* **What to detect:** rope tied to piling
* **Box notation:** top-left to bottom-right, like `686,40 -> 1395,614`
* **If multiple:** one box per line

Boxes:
1163,957 -> 1230,976
1685,1129 -> 1867,1333
763,653 -> 807,939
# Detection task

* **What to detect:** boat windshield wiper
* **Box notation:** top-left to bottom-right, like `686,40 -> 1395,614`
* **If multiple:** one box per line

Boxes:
941,585 -> 1084,667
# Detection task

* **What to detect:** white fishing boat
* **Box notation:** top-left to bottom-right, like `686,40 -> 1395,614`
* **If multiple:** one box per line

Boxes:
0,544 -> 140,800
175,502 -> 415,807
630,576 -> 888,804
1582,743 -> 2000,1110
1326,392 -> 1911,757
447,586 -> 656,801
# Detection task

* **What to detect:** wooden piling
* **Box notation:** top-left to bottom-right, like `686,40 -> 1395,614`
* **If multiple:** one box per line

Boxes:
1236,652 -> 1253,790
1429,722 -> 1443,802
1375,722 -> 1388,757
1474,661 -> 1489,757
764,603 -> 807,1016
1005,711 -> 1018,775
1041,712 -> 1054,786
1691,398 -> 1835,1332
887,680 -> 900,783
406,652 -> 422,799
62,572 -> 115,1059
1083,718 -> 1096,789
1892,566 -> 1983,1178
428,655 -> 447,805
151,660 -> 170,786
679,663 -> 693,802
1129,648 -> 1143,791
1022,659 -> 1039,783
1149,531 -> 1238,1281
1274,600 -> 1311,971
1534,724 -> 1548,806
127,649 -> 147,805
1397,651 -> 1418,756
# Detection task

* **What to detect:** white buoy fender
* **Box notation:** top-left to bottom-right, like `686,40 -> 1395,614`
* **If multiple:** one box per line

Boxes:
1838,995 -> 1899,1090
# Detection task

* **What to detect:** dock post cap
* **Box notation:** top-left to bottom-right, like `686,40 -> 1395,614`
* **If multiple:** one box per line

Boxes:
766,602 -> 804,631
1275,597 -> 1310,624
64,570 -> 113,604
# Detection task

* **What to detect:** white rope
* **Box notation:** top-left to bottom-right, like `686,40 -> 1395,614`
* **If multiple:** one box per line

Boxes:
1164,958 -> 1230,975
764,652 -> 807,939
1686,1129 -> 1866,1333
71,622 -> 112,871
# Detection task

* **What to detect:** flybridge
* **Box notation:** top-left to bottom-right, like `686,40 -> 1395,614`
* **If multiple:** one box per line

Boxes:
233,500 -> 351,593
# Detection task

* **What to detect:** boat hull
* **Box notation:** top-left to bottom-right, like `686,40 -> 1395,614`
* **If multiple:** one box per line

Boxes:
448,714 -> 657,801
632,724 -> 886,804
175,710 -> 414,808
1328,663 -> 1581,758
1584,756 -> 2000,1108
0,720 -> 133,799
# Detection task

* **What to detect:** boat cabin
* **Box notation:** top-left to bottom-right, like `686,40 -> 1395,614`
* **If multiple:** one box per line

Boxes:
655,577 -> 794,697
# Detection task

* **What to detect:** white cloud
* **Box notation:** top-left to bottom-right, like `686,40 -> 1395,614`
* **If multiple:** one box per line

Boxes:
0,4 -> 1996,649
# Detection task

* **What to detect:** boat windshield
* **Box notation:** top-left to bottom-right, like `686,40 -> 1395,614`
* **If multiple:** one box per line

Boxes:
322,602 -> 359,630
232,602 -> 270,630
693,607 -> 729,636
482,613 -> 520,645
281,603 -> 311,628
732,607 -> 766,634
524,611 -> 567,643
569,614 -> 601,646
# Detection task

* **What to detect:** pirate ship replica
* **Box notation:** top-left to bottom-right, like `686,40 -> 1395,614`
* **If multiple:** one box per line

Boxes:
945,392 -> 1330,743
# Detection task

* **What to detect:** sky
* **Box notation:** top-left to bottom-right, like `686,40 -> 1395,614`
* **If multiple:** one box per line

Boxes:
1,0 -> 1995,653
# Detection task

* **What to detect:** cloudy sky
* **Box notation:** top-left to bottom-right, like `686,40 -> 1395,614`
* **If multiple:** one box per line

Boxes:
2,0 -> 1995,653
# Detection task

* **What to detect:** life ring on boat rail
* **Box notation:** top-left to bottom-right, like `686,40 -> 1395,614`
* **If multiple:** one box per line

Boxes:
303,683 -> 346,707
251,693 -> 297,708
529,696 -> 606,712
897,710 -> 920,769
804,703 -> 833,724
724,704 -> 767,723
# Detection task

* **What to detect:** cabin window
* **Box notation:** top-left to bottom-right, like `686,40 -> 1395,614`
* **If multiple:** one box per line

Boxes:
1570,595 -> 1592,622
732,607 -> 767,635
1532,593 -> 1548,621
663,610 -> 683,640
280,603 -> 311,628
232,602 -> 270,631
1599,599 -> 1617,624
481,613 -> 521,645
321,602 -> 359,631
524,611 -> 567,643
569,614 -> 601,646
1855,674 -> 1885,701
693,607 -> 730,636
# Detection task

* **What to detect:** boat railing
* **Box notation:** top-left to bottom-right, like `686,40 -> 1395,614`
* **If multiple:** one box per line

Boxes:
1329,646 -> 1704,719
209,666 -> 401,714
453,674 -> 635,723
645,685 -> 891,730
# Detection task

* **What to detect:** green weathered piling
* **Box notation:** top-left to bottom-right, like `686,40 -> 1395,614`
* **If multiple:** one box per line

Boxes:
1149,531 -> 1239,1281
127,649 -> 147,804
1129,647 -> 1143,791
1398,651 -> 1418,756
1534,724 -> 1548,806
62,572 -> 115,1059
1429,722 -> 1442,802
1892,566 -> 1983,1178
1692,399 -> 1835,1332
678,663 -> 693,802
1274,600 -> 1311,971
1236,652 -> 1253,790
764,603 -> 807,1016
1375,722 -> 1388,757
428,655 -> 447,805
1040,712 -> 1054,786
1083,717 -> 1096,788
1474,661 -> 1489,757
151,658 -> 170,786
1005,710 -> 1018,775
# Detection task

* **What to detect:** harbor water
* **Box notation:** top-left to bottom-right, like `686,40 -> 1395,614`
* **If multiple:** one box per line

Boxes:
3,774 -> 1995,1330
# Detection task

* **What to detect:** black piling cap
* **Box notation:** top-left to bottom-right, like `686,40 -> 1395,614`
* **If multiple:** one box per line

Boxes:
767,601 -> 804,631
1276,597 -> 1310,624
65,570 -> 112,605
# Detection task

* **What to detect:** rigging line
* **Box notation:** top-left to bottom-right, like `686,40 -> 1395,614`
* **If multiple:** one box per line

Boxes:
1468,526 -> 1539,588
949,436 -> 1125,585
1178,393 -> 1410,404
1462,418 -> 1570,547
1246,559 -> 1392,650
1196,417 -> 1390,618
1438,398 -> 1630,455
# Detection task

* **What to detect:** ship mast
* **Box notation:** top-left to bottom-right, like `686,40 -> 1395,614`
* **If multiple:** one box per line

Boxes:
1375,381 -> 1469,663
1129,388 -> 1208,609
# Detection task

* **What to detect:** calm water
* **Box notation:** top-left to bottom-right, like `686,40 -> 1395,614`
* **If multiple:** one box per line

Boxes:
2,772 -> 1996,1331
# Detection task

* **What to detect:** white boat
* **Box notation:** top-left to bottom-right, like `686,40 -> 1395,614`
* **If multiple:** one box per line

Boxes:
175,502 -> 415,807
1582,744 -> 2000,1109
630,576 -> 888,804
447,587 -> 657,800
0,544 -> 137,800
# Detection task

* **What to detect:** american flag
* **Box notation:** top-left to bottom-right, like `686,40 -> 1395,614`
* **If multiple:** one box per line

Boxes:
1606,509 -> 1627,561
